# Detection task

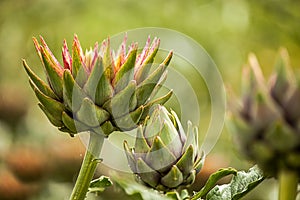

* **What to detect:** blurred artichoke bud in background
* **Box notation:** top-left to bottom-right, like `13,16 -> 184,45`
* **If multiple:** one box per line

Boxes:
124,105 -> 204,191
228,48 -> 300,177
23,35 -> 173,137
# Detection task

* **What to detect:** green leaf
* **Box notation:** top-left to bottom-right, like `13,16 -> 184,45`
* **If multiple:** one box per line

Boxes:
136,158 -> 161,188
175,145 -> 194,177
92,120 -> 116,136
124,140 -> 138,173
101,38 -> 114,81
193,151 -> 205,173
182,121 -> 197,154
271,48 -> 292,105
180,189 -> 190,200
135,39 -> 161,84
103,80 -> 136,118
146,89 -> 173,107
143,105 -> 164,145
185,170 -> 196,185
61,111 -> 89,133
161,51 -> 173,66
58,126 -> 76,136
75,65 -> 88,88
165,191 -> 181,200
40,46 -> 63,99
23,59 -> 58,100
38,103 -> 63,127
30,80 -> 65,119
170,109 -> 187,146
140,90 -> 173,121
88,176 -> 112,194
191,167 -> 237,199
146,68 -> 168,102
114,105 -> 144,131
161,165 -> 183,188
63,70 -> 86,112
84,57 -> 103,100
159,120 -> 182,158
95,68 -> 114,106
113,175 -> 171,200
72,35 -> 83,78
76,97 -> 110,127
100,121 -> 115,135
136,63 -> 168,106
113,48 -> 137,93
166,189 -> 190,200
145,136 -> 177,172
206,165 -> 264,200
134,125 -> 150,154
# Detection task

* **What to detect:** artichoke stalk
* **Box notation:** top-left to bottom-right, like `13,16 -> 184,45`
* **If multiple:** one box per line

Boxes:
23,35 -> 173,137
124,105 -> 204,191
228,49 -> 300,199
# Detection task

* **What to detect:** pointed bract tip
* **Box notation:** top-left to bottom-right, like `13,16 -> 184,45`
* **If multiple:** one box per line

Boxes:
101,37 -> 111,50
152,37 -> 160,46
32,37 -> 41,52
73,34 -> 79,40
247,53 -> 266,89
62,39 -> 72,71
146,35 -> 151,44
163,51 -> 173,66
39,35 -> 48,48
123,33 -> 128,43
123,140 -> 129,149
63,39 -> 68,46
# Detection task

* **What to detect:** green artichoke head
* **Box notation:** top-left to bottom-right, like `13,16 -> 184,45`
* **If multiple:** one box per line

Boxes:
124,105 -> 204,191
229,49 -> 300,177
23,35 -> 173,137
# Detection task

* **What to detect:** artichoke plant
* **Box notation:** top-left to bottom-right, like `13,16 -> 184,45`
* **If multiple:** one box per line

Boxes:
23,35 -> 173,137
124,105 -> 204,191
228,49 -> 300,178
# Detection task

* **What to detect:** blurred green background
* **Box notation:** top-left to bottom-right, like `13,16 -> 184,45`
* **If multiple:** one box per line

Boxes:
0,0 -> 299,199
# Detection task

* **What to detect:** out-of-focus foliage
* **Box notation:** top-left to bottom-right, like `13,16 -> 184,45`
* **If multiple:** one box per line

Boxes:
0,0 -> 299,199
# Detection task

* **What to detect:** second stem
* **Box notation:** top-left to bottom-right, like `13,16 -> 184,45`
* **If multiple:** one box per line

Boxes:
278,169 -> 298,200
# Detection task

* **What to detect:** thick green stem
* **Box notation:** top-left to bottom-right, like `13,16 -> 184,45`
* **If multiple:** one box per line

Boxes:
278,169 -> 298,200
69,132 -> 104,200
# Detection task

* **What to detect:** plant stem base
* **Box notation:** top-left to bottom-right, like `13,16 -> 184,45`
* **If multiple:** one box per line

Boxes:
278,169 -> 298,200
69,132 -> 104,200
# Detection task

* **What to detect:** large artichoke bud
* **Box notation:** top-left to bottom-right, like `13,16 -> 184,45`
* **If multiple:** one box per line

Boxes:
124,105 -> 204,191
228,49 -> 300,177
23,35 -> 173,137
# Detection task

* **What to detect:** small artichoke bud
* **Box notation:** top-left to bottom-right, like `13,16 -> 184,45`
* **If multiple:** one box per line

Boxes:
228,49 -> 300,177
23,35 -> 173,137
124,105 -> 204,191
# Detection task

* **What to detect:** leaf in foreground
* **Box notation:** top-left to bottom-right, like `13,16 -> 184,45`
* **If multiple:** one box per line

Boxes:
88,176 -> 113,194
113,175 -> 171,200
191,167 -> 237,199
206,165 -> 264,200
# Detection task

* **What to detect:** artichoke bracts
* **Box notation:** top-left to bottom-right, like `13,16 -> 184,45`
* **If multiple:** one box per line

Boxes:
228,49 -> 300,177
124,105 -> 204,191
23,35 -> 173,137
